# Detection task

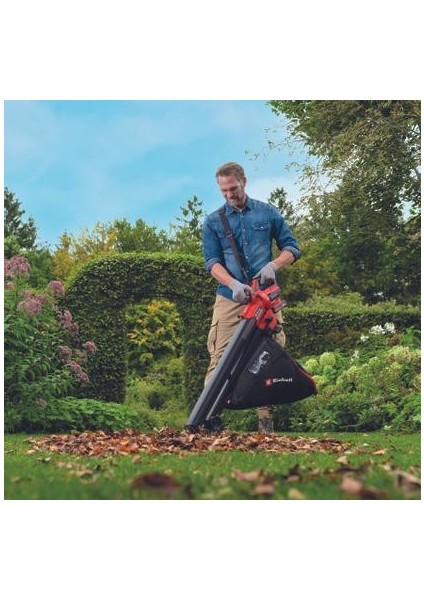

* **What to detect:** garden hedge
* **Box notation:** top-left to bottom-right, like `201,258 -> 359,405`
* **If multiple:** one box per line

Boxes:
283,304 -> 420,357
65,253 -> 216,406
64,253 -> 420,406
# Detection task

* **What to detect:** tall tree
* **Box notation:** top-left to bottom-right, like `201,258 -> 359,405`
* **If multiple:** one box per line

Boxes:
4,188 -> 37,256
268,186 -> 300,231
269,100 -> 420,212
53,223 -> 118,281
268,101 -> 421,303
113,218 -> 170,253
170,195 -> 205,255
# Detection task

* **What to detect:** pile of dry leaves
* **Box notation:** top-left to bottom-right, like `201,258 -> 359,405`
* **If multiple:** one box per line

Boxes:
27,427 -> 349,457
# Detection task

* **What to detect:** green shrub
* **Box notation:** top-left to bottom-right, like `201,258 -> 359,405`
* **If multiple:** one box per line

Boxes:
275,326 -> 421,433
284,298 -> 419,356
391,393 -> 421,432
4,256 -> 97,429
65,253 -> 216,407
222,409 -> 259,432
126,299 -> 183,376
63,255 -> 419,427
4,397 -> 159,433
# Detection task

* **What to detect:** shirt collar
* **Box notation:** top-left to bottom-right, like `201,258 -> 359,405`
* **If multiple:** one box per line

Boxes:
225,196 -> 253,214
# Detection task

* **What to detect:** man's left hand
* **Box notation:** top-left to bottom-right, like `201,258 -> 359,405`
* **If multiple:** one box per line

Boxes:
257,262 -> 277,285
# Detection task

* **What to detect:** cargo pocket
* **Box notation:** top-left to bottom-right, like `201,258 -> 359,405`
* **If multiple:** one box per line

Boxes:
207,323 -> 218,356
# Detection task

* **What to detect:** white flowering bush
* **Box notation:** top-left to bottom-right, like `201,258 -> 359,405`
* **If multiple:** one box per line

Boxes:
275,322 -> 421,433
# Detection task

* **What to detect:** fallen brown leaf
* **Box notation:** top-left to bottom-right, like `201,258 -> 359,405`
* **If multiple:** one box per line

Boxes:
232,469 -> 263,482
252,482 -> 275,496
288,488 -> 306,500
341,474 -> 388,499
27,428 -> 349,457
393,470 -> 421,496
131,472 -> 180,498
341,475 -> 363,495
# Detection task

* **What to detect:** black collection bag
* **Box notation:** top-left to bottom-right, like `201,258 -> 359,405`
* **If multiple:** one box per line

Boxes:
226,336 -> 317,410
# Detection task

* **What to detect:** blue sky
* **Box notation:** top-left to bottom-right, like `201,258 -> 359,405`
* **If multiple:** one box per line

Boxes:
4,100 -> 307,248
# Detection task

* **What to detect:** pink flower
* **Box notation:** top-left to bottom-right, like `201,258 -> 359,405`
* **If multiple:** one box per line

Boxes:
67,360 -> 82,374
83,341 -> 97,354
66,360 -> 90,384
58,345 -> 73,361
78,372 -> 90,384
57,309 -> 79,338
47,280 -> 65,298
17,299 -> 43,316
4,256 -> 30,279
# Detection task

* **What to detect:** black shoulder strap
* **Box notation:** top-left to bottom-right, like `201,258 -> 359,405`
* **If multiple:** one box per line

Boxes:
218,206 -> 249,281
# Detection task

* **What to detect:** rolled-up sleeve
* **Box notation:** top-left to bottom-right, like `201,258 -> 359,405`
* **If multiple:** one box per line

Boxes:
203,218 -> 224,272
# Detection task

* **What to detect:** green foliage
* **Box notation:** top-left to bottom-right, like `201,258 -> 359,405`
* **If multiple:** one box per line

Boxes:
4,256 -> 97,426
4,397 -> 159,433
52,201 -> 205,284
126,299 -> 182,376
221,409 -> 259,432
4,187 -> 37,253
23,247 -> 55,289
399,325 -> 421,349
269,100 -> 420,210
279,238 -> 341,303
4,188 -> 54,288
268,101 -> 421,304
283,296 -> 419,356
300,291 -> 365,310
275,330 -> 421,433
124,357 -> 187,428
53,225 -> 120,282
169,195 -> 205,255
65,252 -> 216,407
64,252 -> 419,430
113,218 -> 170,253
268,187 -> 300,231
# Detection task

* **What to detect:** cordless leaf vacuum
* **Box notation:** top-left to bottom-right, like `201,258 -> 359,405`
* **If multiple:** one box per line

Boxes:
186,280 -> 317,431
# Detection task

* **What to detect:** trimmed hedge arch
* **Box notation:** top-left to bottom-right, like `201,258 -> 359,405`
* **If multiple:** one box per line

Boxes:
65,253 -> 216,406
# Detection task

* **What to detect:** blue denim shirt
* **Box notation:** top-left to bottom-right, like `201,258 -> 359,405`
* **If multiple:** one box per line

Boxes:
203,197 -> 301,300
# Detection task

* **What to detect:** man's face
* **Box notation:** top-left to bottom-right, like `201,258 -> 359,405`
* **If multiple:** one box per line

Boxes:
217,174 -> 247,210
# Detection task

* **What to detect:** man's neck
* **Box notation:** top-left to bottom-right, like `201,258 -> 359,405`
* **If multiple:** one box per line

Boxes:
229,195 -> 247,211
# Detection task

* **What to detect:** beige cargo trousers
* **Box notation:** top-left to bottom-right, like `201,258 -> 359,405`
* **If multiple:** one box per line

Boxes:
205,294 -> 286,430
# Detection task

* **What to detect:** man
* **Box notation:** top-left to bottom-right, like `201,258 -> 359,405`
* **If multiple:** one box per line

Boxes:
202,162 -> 301,433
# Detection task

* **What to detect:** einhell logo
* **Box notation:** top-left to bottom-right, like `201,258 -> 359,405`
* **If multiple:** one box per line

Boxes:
265,377 -> 293,387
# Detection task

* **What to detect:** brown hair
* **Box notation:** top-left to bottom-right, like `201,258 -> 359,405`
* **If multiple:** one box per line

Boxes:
215,162 -> 246,181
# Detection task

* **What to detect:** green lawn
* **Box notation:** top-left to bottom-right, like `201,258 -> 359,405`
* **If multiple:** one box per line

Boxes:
4,431 -> 421,500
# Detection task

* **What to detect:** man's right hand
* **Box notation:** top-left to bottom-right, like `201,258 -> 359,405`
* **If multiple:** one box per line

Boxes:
229,280 -> 253,303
